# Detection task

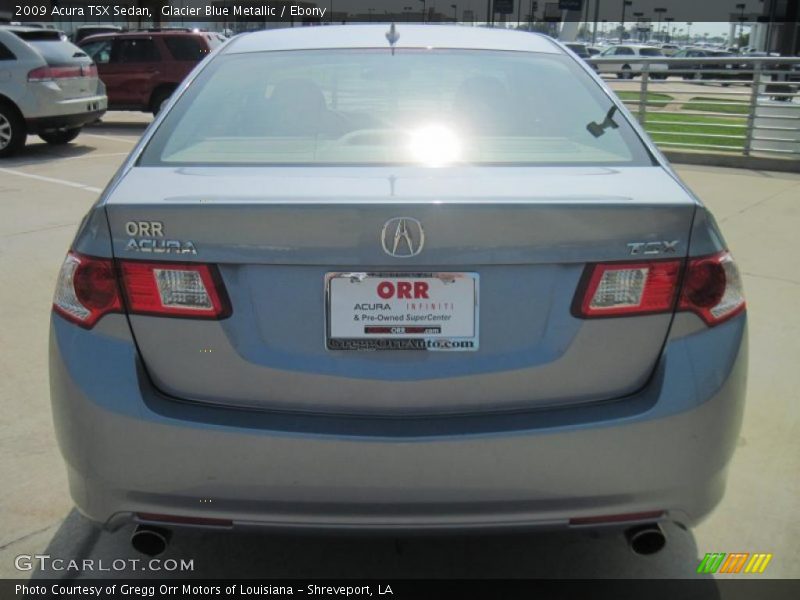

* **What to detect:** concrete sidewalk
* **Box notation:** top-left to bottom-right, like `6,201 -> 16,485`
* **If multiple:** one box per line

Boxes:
0,117 -> 797,579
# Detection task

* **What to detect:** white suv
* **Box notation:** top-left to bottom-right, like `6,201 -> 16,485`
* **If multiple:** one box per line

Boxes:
595,44 -> 669,79
0,26 -> 107,157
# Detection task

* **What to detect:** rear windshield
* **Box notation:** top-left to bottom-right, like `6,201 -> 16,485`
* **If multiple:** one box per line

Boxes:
639,48 -> 664,57
140,48 -> 652,167
12,30 -> 62,41
21,35 -> 88,65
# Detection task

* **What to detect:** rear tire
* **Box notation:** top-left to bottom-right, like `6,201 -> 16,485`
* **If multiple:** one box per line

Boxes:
0,102 -> 27,158
39,127 -> 82,145
620,65 -> 633,80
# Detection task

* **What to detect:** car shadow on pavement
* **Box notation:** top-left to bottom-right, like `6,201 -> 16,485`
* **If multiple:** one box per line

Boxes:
87,119 -> 150,133
30,510 -> 719,594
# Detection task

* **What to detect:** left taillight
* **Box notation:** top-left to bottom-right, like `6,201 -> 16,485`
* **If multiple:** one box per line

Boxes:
53,253 -> 231,328
28,65 -> 84,82
119,261 -> 231,319
53,252 -> 122,328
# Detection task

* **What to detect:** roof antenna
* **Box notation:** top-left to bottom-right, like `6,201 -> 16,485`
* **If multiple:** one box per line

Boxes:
385,23 -> 400,55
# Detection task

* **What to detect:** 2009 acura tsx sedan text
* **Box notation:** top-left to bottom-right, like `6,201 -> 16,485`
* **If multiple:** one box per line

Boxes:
49,25 -> 747,557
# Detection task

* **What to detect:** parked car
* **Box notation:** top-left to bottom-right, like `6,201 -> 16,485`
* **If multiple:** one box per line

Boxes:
78,30 -> 224,115
595,44 -> 669,79
0,26 -> 106,157
660,43 -> 681,56
73,25 -> 123,44
761,57 -> 800,100
564,42 -> 590,59
51,26 -> 747,557
669,48 -> 741,82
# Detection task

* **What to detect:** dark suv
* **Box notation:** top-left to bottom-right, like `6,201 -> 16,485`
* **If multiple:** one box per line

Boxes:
78,30 -> 224,115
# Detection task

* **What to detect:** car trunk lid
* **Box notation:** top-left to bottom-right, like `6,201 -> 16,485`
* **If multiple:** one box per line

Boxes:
105,165 -> 696,416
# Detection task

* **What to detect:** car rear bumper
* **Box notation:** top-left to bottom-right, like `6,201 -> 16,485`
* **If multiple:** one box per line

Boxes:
22,84 -> 107,129
26,108 -> 105,133
49,312 -> 747,532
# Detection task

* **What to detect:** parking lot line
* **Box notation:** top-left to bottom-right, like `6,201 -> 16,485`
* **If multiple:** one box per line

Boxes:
0,168 -> 103,194
81,133 -> 139,144
61,152 -> 130,162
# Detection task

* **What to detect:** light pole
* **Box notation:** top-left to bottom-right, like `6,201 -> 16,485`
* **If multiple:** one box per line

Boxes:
592,0 -> 601,45
451,3 -> 457,21
664,17 -> 673,42
735,3 -> 746,47
419,0 -> 426,23
653,7 -> 666,42
620,0 -> 632,42
404,6 -> 412,22
528,0 -> 535,32
687,21 -> 692,43
632,11 -> 643,42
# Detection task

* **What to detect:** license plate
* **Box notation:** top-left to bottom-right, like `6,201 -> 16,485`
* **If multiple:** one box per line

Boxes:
326,273 -> 479,351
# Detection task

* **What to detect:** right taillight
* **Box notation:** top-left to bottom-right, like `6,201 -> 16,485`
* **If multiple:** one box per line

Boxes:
573,259 -> 683,318
679,251 -> 745,326
573,251 -> 745,327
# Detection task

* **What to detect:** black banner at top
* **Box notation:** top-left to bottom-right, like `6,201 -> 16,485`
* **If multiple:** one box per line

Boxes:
1,0 -> 799,24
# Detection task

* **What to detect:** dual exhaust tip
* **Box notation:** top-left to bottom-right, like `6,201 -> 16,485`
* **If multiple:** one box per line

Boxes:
130,521 -> 666,558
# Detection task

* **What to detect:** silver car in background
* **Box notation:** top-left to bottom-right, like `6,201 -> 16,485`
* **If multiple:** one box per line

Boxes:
595,44 -> 670,79
0,26 -> 106,157
50,25 -> 746,557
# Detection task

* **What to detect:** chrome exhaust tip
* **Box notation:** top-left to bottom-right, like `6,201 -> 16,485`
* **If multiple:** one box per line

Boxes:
625,523 -> 666,555
131,524 -> 171,557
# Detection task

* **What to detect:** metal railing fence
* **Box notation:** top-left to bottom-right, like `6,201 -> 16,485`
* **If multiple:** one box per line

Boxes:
588,56 -> 800,159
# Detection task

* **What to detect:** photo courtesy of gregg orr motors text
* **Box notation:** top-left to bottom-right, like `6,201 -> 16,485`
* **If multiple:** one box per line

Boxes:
16,584 -> 389,596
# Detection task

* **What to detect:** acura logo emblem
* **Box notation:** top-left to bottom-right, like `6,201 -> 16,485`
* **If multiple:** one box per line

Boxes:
381,217 -> 425,258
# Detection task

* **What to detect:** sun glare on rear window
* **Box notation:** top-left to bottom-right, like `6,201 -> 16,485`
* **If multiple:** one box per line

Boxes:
140,49 -> 652,167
